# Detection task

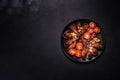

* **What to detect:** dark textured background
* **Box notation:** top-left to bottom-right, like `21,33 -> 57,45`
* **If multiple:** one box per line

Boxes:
0,0 -> 120,80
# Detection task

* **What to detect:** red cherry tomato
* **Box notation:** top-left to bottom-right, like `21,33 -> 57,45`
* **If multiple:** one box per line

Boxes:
89,21 -> 96,28
83,32 -> 91,39
87,28 -> 94,34
94,27 -> 101,33
75,50 -> 82,57
76,42 -> 83,50
68,49 -> 76,55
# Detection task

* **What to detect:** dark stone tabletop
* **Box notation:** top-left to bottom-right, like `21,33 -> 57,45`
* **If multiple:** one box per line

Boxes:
0,0 -> 120,80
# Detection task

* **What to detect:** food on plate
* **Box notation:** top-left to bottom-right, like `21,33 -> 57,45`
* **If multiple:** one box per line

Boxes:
89,21 -> 96,28
93,27 -> 101,33
62,20 -> 103,60
68,48 -> 76,55
75,50 -> 82,57
83,32 -> 91,39
76,42 -> 83,50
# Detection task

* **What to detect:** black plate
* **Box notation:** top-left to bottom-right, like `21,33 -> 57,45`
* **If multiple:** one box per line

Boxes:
61,19 -> 106,63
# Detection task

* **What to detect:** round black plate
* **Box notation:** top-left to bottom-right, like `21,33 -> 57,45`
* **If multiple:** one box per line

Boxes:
61,19 -> 106,63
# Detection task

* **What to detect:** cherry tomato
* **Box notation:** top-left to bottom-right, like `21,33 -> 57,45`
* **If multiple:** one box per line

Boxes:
89,21 -> 96,28
87,28 -> 94,34
68,49 -> 76,55
76,42 -> 83,50
75,50 -> 82,57
94,27 -> 101,33
83,32 -> 91,39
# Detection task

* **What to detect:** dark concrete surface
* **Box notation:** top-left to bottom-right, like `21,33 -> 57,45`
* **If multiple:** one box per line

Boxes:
0,0 -> 120,80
